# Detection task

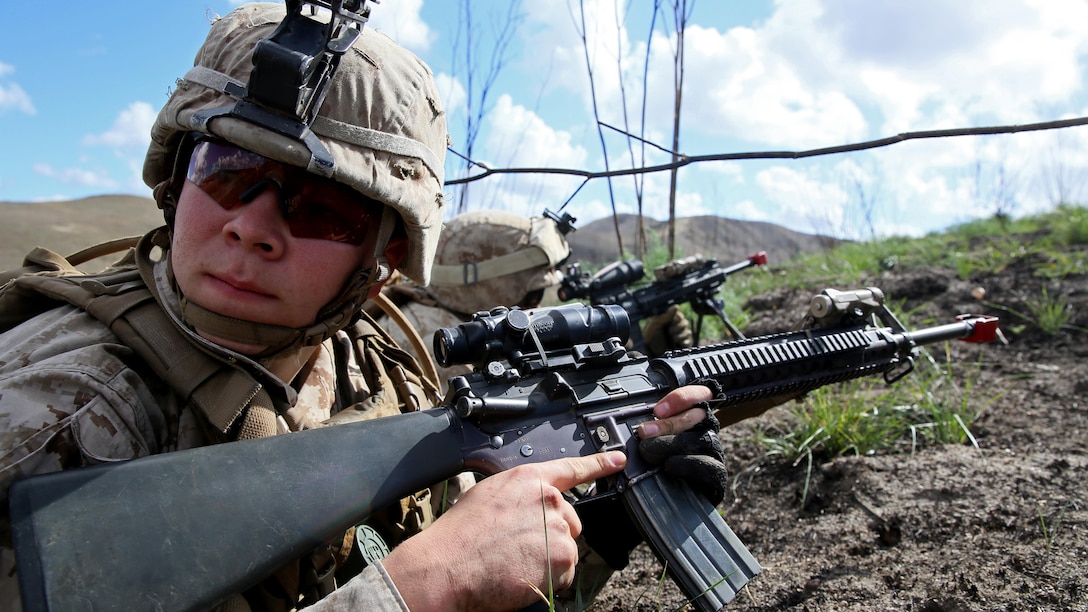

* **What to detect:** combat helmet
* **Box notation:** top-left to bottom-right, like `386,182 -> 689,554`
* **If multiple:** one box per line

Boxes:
142,1 -> 447,356
426,210 -> 572,315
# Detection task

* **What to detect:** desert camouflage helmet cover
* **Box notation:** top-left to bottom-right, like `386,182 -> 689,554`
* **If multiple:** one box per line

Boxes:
426,210 -> 571,314
143,2 -> 448,285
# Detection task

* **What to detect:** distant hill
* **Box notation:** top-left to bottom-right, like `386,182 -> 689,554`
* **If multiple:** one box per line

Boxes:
0,195 -> 163,270
565,213 -> 841,268
0,197 -> 840,276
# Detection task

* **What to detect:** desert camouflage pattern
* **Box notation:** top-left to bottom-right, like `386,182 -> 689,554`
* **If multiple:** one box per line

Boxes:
640,304 -> 696,357
425,210 -> 568,315
0,287 -> 458,611
393,299 -> 467,382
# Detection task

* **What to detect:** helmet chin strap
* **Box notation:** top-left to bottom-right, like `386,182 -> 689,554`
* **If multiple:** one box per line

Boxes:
174,272 -> 373,359
177,297 -> 309,355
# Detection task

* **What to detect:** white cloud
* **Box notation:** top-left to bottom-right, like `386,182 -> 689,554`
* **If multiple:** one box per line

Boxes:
0,62 -> 35,115
33,163 -> 118,189
570,198 -> 617,225
701,161 -> 745,182
766,0 -> 1088,131
754,165 -> 851,237
523,0 -> 872,148
520,0 -> 637,130
368,0 -> 434,53
441,94 -> 596,217
445,94 -> 590,215
82,102 -> 156,149
691,0 -> 1088,237
609,170 -> 713,222
0,82 -> 35,115
441,1 -> 1088,238
433,72 -> 466,120
484,94 -> 589,171
681,24 -> 869,148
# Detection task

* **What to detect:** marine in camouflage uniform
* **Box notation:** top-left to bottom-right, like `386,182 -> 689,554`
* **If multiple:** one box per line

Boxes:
377,209 -> 574,389
0,4 -> 724,611
378,209 -> 697,391
0,279 -> 449,611
0,3 -> 455,610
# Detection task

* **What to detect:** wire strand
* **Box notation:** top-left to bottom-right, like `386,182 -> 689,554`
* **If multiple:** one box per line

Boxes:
445,115 -> 1088,186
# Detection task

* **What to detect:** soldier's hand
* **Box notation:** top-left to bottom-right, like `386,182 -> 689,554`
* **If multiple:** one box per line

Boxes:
382,452 -> 626,611
580,385 -> 728,572
636,385 -> 728,504
641,305 -> 694,357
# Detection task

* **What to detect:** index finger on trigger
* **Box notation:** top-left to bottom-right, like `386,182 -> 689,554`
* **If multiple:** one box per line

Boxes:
541,451 -> 627,492
653,384 -> 713,419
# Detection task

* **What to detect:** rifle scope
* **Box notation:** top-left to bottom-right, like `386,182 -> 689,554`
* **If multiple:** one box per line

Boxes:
434,303 -> 631,367
558,259 -> 645,301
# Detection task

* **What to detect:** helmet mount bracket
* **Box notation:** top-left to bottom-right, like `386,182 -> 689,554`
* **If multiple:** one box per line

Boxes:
211,0 -> 376,176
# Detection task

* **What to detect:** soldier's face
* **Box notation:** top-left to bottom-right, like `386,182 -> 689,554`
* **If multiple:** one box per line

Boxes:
170,178 -> 374,352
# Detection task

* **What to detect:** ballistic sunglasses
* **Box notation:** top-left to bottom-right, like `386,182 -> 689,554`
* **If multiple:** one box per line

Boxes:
186,139 -> 382,245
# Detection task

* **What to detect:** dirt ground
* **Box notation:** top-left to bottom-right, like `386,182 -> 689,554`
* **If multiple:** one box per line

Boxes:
591,248 -> 1088,611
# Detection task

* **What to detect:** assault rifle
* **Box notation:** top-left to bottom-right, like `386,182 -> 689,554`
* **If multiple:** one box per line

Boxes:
558,252 -> 768,352
9,290 -> 999,612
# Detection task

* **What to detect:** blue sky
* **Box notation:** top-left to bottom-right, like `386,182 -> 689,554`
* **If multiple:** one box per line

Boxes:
2,0 -> 1088,241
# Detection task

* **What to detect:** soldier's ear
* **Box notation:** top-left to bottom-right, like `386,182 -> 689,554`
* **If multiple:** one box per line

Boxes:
383,236 -> 409,274
366,236 -> 409,299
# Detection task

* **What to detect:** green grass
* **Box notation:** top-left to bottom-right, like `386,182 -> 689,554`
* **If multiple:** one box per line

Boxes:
761,203 -> 1088,290
740,204 -> 1088,486
1026,287 -> 1074,333
582,205 -> 1084,491
1036,498 -> 1071,562
749,348 -> 998,506
754,350 -> 991,457
982,285 -> 1084,335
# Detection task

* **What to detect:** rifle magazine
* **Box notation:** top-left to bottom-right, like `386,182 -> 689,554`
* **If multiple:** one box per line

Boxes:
624,472 -> 760,611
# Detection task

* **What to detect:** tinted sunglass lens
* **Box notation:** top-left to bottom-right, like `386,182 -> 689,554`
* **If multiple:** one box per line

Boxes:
187,139 -> 375,245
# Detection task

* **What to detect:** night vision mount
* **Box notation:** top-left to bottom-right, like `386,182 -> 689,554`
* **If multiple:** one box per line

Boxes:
196,0 -> 378,177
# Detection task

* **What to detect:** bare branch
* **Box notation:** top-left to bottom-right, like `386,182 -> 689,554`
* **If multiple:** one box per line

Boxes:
446,115 -> 1088,185
577,0 -> 625,258
599,120 -> 678,155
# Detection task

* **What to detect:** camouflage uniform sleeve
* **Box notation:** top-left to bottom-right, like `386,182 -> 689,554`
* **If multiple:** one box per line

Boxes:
0,306 -> 173,608
308,561 -> 409,611
0,306 -> 170,498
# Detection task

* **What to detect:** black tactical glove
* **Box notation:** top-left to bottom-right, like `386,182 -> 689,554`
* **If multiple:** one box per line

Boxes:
638,379 -> 729,505
580,380 -> 728,571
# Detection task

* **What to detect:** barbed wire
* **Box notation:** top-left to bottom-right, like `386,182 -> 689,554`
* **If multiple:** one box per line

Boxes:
444,115 -> 1088,187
